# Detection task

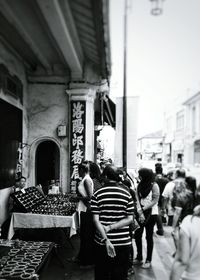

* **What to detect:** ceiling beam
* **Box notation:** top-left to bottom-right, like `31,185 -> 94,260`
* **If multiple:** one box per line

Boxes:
0,0 -> 52,73
37,0 -> 84,79
92,0 -> 111,79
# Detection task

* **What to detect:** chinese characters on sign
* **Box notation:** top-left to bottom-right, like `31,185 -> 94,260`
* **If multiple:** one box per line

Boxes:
16,143 -> 23,176
70,101 -> 85,193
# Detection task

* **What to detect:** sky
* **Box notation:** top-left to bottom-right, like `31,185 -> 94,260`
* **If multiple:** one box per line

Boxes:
109,0 -> 200,137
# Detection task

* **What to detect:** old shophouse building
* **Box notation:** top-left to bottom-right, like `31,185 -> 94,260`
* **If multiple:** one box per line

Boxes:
163,91 -> 200,166
163,98 -> 185,164
0,0 -> 114,225
137,130 -> 164,161
183,91 -> 200,165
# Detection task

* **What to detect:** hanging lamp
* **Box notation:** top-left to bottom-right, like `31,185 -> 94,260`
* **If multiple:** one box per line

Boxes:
149,0 -> 165,16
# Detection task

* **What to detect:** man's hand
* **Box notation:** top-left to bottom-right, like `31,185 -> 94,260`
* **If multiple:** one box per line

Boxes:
103,225 -> 111,233
138,213 -> 145,223
137,209 -> 145,223
160,208 -> 166,216
105,239 -> 116,258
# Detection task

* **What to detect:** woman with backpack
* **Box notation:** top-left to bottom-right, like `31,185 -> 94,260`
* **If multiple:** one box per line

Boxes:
171,176 -> 196,250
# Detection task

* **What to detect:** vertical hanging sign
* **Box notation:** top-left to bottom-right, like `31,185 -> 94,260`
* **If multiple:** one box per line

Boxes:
70,101 -> 86,193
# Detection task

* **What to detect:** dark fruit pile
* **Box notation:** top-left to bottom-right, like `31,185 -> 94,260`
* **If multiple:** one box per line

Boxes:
31,194 -> 77,216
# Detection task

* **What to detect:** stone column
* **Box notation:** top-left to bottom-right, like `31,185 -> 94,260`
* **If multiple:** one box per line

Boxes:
66,84 -> 96,193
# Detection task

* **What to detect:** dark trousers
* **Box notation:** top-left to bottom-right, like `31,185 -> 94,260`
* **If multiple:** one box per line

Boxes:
94,243 -> 131,280
78,211 -> 95,265
156,209 -> 164,233
134,215 -> 157,262
168,215 -> 173,226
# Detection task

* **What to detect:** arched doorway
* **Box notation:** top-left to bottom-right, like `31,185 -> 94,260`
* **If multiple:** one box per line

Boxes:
35,140 -> 60,194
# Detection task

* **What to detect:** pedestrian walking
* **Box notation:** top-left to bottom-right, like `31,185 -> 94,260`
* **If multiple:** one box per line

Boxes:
162,169 -> 186,226
154,165 -> 169,235
171,175 -> 196,251
133,167 -> 159,268
170,202 -> 200,280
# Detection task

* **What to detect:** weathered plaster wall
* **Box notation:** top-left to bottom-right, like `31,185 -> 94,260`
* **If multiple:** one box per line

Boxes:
27,84 -> 69,192
0,41 -> 28,224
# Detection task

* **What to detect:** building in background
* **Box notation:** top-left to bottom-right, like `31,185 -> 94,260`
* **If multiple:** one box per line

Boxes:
0,0 -> 112,225
137,130 -> 164,162
114,96 -> 139,171
163,108 -> 185,164
163,90 -> 200,166
184,91 -> 200,165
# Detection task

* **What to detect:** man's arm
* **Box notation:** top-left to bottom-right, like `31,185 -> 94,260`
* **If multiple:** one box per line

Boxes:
172,206 -> 182,230
104,215 -> 133,232
93,214 -> 116,258
161,182 -> 172,212
170,228 -> 190,280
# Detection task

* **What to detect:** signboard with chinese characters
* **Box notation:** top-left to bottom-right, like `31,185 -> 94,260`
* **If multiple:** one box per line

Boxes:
70,101 -> 85,193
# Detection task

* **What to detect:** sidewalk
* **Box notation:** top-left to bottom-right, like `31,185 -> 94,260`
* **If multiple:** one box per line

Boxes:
133,225 -> 175,280
40,234 -> 94,280
40,225 -> 175,280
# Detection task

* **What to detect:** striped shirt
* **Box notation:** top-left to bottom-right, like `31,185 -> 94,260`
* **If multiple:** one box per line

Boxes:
91,181 -> 134,247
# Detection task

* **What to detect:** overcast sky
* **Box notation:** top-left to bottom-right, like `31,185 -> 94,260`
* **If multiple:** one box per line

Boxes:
109,0 -> 200,137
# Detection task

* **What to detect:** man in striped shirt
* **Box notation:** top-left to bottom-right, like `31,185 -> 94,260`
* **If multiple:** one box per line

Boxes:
91,165 -> 134,280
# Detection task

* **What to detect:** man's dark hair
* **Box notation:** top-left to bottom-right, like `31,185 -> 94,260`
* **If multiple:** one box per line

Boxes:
176,168 -> 186,178
89,162 -> 101,180
103,165 -> 120,182
155,166 -> 163,175
155,162 -> 162,169
78,160 -> 90,173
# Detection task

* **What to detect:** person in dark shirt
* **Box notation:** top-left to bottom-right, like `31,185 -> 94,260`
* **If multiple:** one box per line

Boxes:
89,161 -> 102,192
154,165 -> 169,235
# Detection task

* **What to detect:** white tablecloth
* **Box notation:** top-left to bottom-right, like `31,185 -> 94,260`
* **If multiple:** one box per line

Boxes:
7,212 -> 78,240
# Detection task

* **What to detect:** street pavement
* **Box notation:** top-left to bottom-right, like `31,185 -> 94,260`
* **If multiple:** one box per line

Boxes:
41,225 -> 175,280
133,225 -> 175,280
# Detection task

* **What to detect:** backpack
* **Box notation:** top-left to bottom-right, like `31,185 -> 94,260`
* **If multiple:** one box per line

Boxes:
171,180 -> 187,209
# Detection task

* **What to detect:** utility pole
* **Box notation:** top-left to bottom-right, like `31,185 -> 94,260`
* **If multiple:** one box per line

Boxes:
122,0 -> 128,170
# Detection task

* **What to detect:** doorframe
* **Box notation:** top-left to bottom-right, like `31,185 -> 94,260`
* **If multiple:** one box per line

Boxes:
29,137 -> 62,188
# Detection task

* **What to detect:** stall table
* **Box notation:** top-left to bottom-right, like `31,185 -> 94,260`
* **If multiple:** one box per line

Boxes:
0,239 -> 54,279
8,212 -> 78,240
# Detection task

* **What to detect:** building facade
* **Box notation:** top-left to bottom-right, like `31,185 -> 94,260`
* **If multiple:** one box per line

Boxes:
163,91 -> 200,166
0,0 -> 112,225
184,91 -> 200,165
163,107 -> 185,164
137,130 -> 164,161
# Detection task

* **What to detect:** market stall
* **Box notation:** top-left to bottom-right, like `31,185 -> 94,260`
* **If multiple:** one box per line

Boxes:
8,188 -> 78,241
0,239 -> 54,279
8,212 -> 78,240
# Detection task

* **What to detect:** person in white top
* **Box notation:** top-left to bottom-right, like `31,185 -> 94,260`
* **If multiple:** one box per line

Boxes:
170,204 -> 200,280
76,160 -> 94,267
77,164 -> 94,212
133,168 -> 159,269
162,169 -> 186,226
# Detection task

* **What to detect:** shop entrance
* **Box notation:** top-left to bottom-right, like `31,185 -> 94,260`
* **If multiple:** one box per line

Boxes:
0,99 -> 22,189
35,140 -> 60,194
